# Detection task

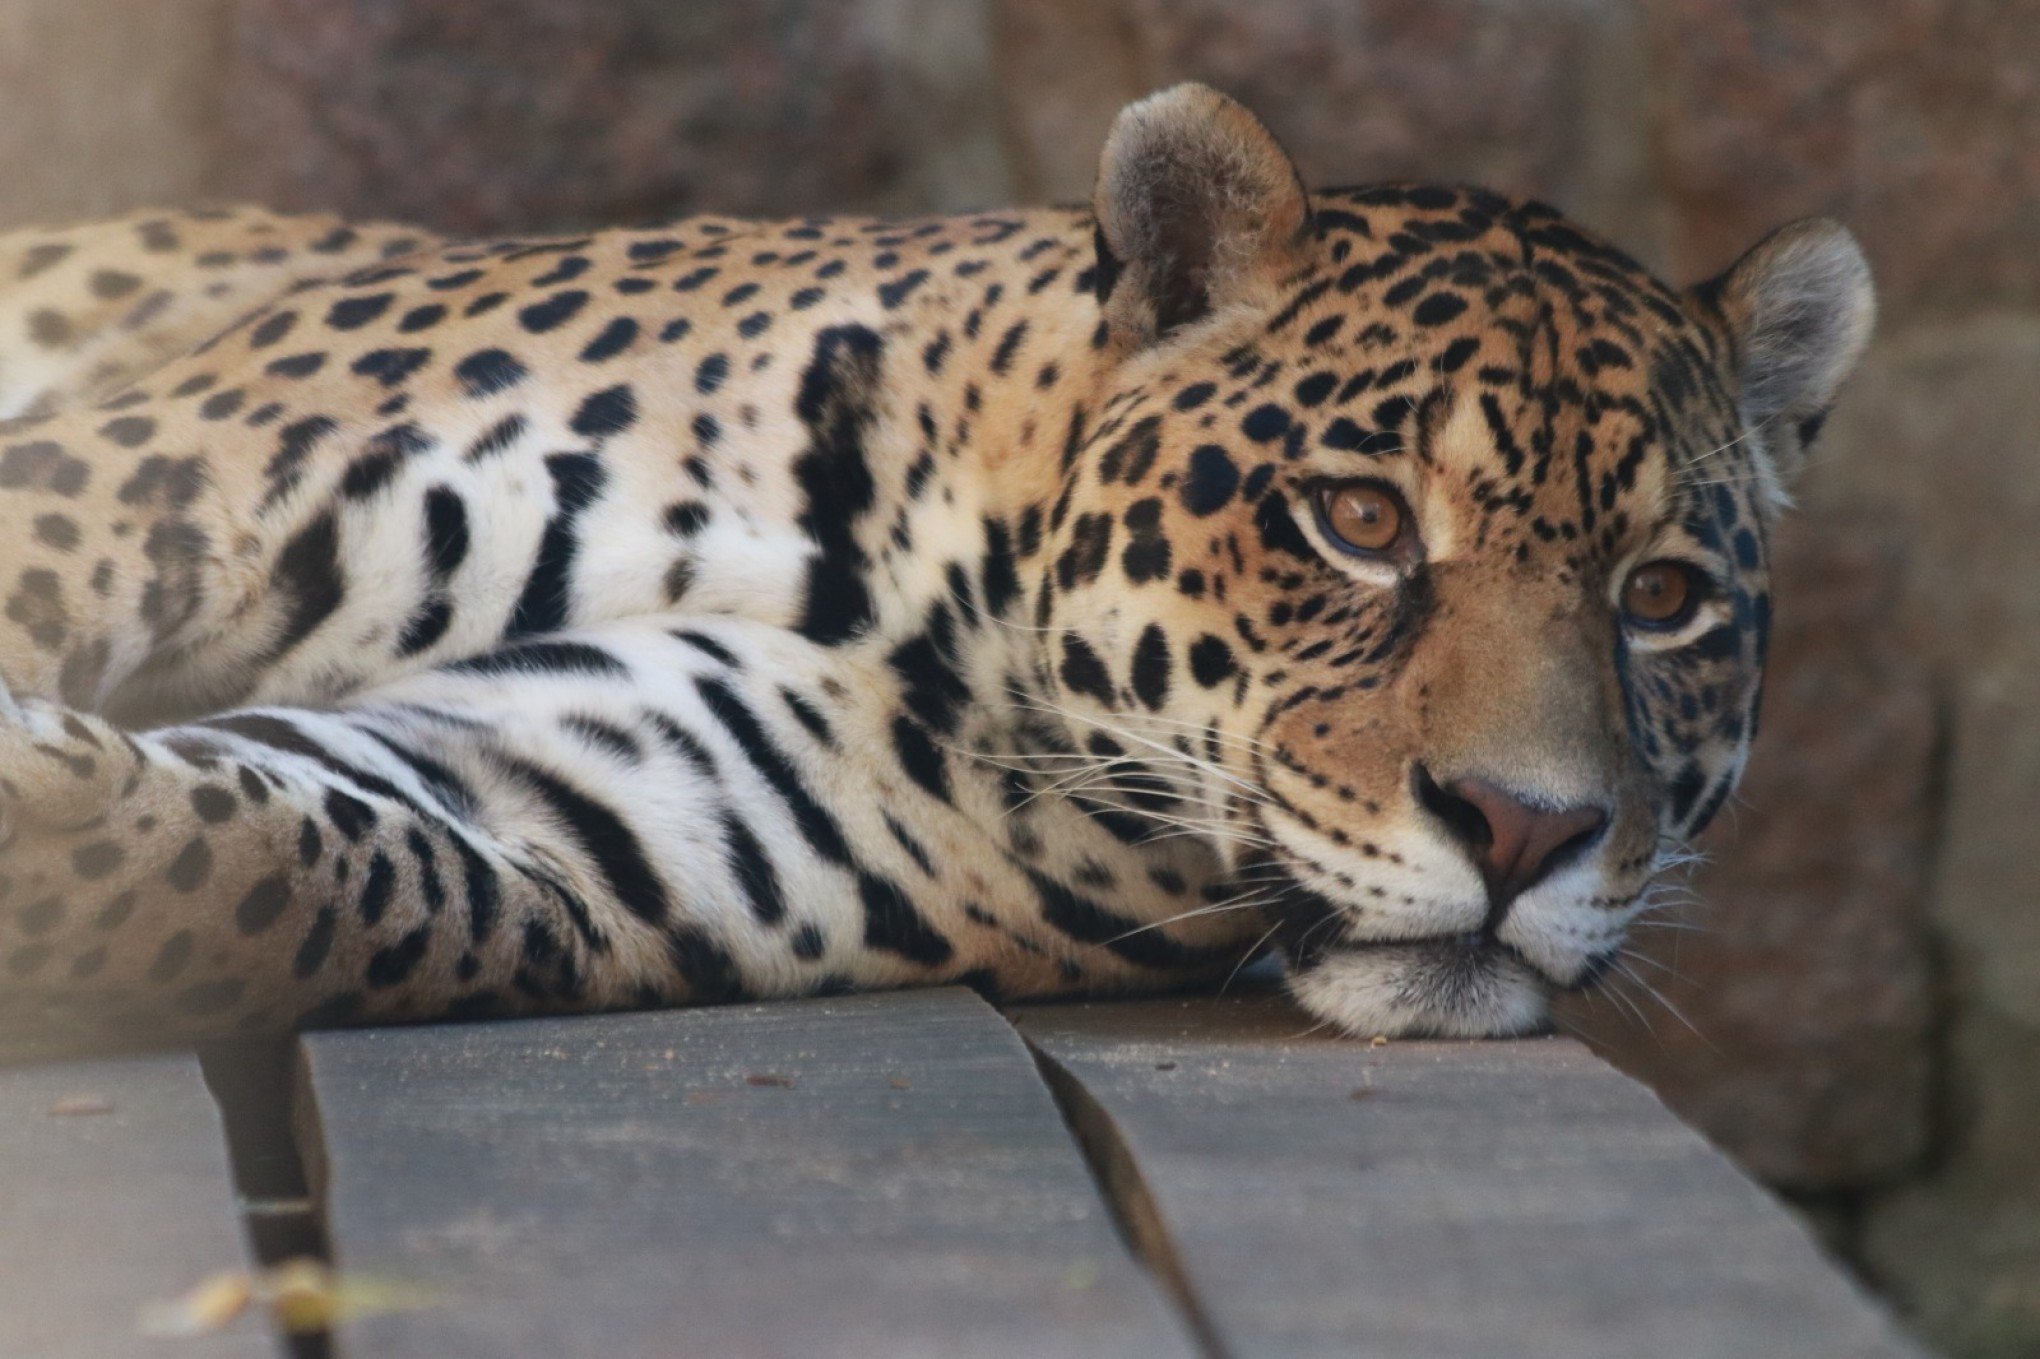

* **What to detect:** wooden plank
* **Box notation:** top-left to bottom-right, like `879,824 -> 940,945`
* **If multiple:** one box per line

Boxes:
1015,991 -> 1924,1359
0,1053 -> 268,1359
299,987 -> 1195,1359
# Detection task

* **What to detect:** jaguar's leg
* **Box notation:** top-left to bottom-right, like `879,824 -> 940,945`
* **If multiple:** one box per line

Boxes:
0,618 -> 978,1050
0,211 -> 443,717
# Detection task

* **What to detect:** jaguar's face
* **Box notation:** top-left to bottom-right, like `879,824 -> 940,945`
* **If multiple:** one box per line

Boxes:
1035,86 -> 1873,1037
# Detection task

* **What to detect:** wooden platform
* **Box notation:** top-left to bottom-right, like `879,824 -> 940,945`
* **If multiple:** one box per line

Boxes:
0,986 -> 1923,1358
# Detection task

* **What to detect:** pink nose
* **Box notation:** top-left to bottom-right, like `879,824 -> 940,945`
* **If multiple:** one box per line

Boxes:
1414,767 -> 1610,914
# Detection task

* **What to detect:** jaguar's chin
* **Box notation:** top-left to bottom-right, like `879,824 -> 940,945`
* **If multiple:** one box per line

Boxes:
1284,936 -> 1556,1039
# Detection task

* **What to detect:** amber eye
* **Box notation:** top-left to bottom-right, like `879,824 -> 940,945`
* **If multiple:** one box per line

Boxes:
1621,560 -> 1705,630
1313,482 -> 1409,557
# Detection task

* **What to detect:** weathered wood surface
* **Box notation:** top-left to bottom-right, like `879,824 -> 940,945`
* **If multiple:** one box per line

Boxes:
1015,992 -> 1923,1359
298,987 -> 1193,1359
0,1053 -> 266,1359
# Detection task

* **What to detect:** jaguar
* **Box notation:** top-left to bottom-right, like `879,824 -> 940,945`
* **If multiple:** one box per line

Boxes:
0,84 -> 1873,1048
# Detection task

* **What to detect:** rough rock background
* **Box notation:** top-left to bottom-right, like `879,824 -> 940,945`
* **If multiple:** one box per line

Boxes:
0,2 -> 2032,1352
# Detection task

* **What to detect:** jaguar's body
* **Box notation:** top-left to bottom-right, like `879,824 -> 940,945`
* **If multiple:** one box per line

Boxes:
0,87 -> 1871,1047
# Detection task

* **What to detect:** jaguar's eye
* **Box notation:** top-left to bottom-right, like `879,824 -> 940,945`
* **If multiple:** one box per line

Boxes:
1621,560 -> 1706,630
1313,481 -> 1409,557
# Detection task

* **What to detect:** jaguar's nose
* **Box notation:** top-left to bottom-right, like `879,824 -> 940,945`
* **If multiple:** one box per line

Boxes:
1413,765 -> 1610,917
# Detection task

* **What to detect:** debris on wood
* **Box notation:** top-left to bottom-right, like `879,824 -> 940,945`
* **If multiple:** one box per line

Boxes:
138,1270 -> 250,1337
140,1259 -> 437,1337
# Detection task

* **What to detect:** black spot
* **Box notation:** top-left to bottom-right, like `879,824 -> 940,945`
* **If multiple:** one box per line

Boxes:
465,413 -> 527,462
695,677 -> 850,865
190,785 -> 237,823
90,268 -> 142,299
1241,405 -> 1290,442
665,501 -> 709,536
147,930 -> 197,983
32,514 -> 78,551
579,317 -> 639,363
878,270 -> 930,309
695,352 -> 730,394
164,838 -> 212,891
1096,417 -> 1162,486
1438,336 -> 1480,372
265,513 -> 346,661
293,906 -> 339,977
720,814 -> 784,925
263,412 -> 338,501
116,456 -> 206,509
519,289 -> 590,333
888,610 -> 969,734
423,486 -> 471,581
1131,625 -> 1172,710
1254,494 -> 1314,560
235,874 -> 293,935
506,452 -> 606,638
1182,445 -> 1241,516
666,925 -> 745,1002
18,242 -> 71,279
1413,292 -> 1469,326
342,423 -> 430,500
249,311 -> 298,348
367,925 -> 433,988
455,348 -> 529,398
354,851 -> 396,926
1057,513 -> 1113,589
352,347 -> 431,388
448,638 -> 625,679
791,924 -> 826,960
1120,499 -> 1171,584
0,440 -> 89,496
570,384 -> 638,439
1060,634 -> 1114,704
990,321 -> 1029,375
891,717 -> 950,803
327,294 -> 394,329
18,896 -> 62,934
1321,419 -> 1401,456
200,390 -> 247,421
324,788 -> 377,841
266,352 -> 327,380
1189,635 -> 1237,688
99,416 -> 155,448
71,841 -> 124,880
399,303 -> 447,333
455,839 -> 502,944
857,873 -> 954,966
498,756 -> 670,924
790,326 -> 885,645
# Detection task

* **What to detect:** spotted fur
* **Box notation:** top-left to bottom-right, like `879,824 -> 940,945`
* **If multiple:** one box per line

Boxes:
0,86 -> 1871,1047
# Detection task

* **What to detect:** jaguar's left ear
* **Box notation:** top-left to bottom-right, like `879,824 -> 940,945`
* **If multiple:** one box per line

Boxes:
1695,219 -> 1876,498
1092,83 -> 1313,350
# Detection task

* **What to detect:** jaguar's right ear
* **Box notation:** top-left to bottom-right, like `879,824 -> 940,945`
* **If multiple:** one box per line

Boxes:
1091,83 -> 1313,350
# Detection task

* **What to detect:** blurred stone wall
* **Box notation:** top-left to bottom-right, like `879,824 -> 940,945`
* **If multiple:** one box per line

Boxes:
1,2 -> 2035,1352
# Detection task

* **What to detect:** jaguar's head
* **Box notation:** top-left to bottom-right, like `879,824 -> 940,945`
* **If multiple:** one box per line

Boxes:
1033,84 -> 1874,1036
